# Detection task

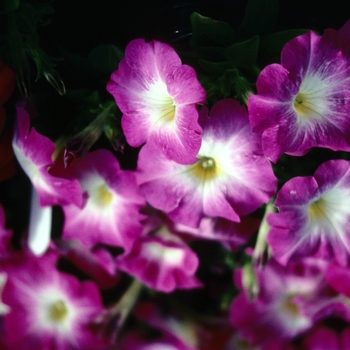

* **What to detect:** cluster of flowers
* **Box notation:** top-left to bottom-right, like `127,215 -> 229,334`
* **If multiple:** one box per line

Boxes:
2,14 -> 350,350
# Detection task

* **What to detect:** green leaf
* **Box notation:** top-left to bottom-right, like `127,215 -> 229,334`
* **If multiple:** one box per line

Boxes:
88,45 -> 124,74
237,0 -> 279,40
225,35 -> 259,68
198,60 -> 231,76
194,46 -> 226,62
190,12 -> 236,49
3,0 -> 20,12
260,29 -> 309,60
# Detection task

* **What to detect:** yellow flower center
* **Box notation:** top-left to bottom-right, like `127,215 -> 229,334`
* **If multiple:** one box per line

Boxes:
160,95 -> 176,122
190,156 -> 218,182
48,300 -> 68,322
282,296 -> 300,316
293,92 -> 311,117
309,197 -> 326,220
95,184 -> 113,206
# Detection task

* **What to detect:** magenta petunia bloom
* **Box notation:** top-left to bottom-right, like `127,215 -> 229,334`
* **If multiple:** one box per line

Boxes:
230,258 -> 333,346
249,20 -> 350,162
116,227 -> 201,293
12,105 -> 83,207
106,38 -> 206,164
1,251 -> 108,350
267,159 -> 350,266
61,149 -> 145,250
137,99 -> 277,228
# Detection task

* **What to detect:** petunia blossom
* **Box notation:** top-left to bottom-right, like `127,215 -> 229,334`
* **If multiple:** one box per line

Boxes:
1,250 -> 108,350
230,258 -> 334,346
137,99 -> 277,228
12,105 -> 83,207
267,159 -> 350,266
116,226 -> 201,293
249,20 -> 350,162
106,38 -> 206,164
61,149 -> 145,250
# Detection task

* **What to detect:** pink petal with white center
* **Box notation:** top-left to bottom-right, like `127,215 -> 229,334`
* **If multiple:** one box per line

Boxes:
12,106 -> 83,207
107,39 -> 206,164
249,28 -> 350,162
116,231 -> 201,293
62,149 -> 145,249
137,99 -> 276,227
267,159 -> 350,266
1,250 -> 108,350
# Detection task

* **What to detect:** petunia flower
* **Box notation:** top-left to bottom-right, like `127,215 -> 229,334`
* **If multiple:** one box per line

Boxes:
249,20 -> 350,162
137,99 -> 277,228
12,104 -> 83,207
61,149 -> 145,249
116,225 -> 201,293
230,258 -> 333,346
267,159 -> 350,266
106,38 -> 206,164
1,250 -> 108,350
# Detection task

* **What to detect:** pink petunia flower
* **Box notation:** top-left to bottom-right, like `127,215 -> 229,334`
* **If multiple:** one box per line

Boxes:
267,159 -> 350,266
1,250 -> 108,350
106,38 -> 206,164
137,99 -> 277,228
12,105 -> 83,207
61,149 -> 145,249
230,258 -> 333,346
249,20 -> 350,162
116,225 -> 201,293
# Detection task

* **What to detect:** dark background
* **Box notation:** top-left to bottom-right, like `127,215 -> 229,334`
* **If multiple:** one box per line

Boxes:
45,0 -> 350,52
31,0 -> 350,100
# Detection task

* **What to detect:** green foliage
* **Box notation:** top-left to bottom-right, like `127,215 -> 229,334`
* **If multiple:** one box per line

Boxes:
260,29 -> 309,62
237,0 -> 279,40
190,12 -> 236,48
187,3 -> 280,105
2,0 -> 20,12
225,35 -> 260,69
198,60 -> 231,76
5,0 -> 62,95
88,45 -> 124,75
